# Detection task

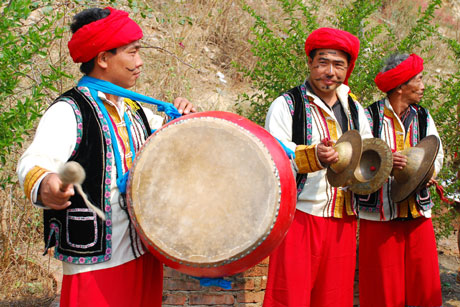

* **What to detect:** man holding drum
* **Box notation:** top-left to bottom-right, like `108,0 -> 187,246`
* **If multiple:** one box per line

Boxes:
357,53 -> 444,307
263,27 -> 373,306
17,7 -> 195,307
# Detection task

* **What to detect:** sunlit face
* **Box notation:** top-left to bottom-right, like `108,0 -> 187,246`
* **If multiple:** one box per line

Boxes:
400,72 -> 424,104
103,40 -> 143,89
307,48 -> 349,97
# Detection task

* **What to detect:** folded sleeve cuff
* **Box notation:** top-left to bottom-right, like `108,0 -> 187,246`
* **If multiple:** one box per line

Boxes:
294,145 -> 323,173
23,166 -> 49,203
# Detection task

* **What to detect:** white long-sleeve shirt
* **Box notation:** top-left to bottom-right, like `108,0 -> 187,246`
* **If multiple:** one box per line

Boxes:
17,91 -> 163,275
265,83 -> 373,217
359,98 -> 444,221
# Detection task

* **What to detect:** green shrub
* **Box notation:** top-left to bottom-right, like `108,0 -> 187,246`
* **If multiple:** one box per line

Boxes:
0,0 -> 68,188
237,0 -> 460,239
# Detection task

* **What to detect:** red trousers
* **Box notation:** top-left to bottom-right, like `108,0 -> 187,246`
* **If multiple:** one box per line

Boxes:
60,252 -> 163,307
359,218 -> 442,307
263,210 -> 357,307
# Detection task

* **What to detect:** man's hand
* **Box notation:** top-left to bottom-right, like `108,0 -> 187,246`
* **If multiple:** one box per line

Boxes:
173,97 -> 197,115
38,173 -> 74,210
426,177 -> 436,188
392,151 -> 407,170
317,138 -> 339,165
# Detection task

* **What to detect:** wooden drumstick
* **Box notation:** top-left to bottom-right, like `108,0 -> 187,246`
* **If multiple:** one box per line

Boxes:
59,161 -> 106,220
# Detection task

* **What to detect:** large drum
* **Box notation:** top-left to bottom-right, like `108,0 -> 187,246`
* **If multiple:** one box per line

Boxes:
126,111 -> 296,277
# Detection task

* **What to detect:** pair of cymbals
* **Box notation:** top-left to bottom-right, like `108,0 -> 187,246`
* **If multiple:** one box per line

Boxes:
391,135 -> 440,203
326,130 -> 393,195
327,131 -> 440,200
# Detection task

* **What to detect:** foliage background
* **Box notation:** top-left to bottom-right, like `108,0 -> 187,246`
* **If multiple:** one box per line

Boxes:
0,0 -> 459,304
237,0 -> 460,239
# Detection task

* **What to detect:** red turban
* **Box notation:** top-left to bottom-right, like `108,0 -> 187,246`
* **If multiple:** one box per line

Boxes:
374,54 -> 424,93
304,27 -> 360,84
68,7 -> 143,63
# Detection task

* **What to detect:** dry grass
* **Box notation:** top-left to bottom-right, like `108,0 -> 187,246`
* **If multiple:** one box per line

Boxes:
1,1 -> 259,303
1,0 -> 459,305
0,165 -> 57,305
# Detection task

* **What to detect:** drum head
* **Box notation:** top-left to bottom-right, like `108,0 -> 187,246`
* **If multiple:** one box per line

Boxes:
128,114 -> 282,268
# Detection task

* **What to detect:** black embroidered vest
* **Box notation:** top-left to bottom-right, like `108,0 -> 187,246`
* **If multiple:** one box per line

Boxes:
357,99 -> 431,216
284,84 -> 360,194
43,87 -> 151,263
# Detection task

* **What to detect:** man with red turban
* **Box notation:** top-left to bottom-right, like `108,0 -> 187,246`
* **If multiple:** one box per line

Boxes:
17,7 -> 196,306
357,53 -> 444,306
263,27 -> 373,306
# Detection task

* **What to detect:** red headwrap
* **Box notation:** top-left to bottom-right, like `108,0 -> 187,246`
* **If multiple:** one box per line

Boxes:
304,27 -> 360,84
68,7 -> 143,63
374,54 -> 424,93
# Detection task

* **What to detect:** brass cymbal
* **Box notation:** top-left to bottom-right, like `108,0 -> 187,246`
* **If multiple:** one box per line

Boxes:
327,130 -> 362,187
390,135 -> 440,203
349,137 -> 393,195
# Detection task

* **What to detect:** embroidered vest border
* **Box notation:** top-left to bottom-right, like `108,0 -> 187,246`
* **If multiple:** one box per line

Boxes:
282,83 -> 360,199
43,87 -> 151,264
359,100 -> 432,214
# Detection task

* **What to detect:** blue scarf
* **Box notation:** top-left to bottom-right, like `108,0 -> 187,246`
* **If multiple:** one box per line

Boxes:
77,76 -> 182,193
78,76 -> 182,119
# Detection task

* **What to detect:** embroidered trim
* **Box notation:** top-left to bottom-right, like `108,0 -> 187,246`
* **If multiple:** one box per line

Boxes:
349,92 -> 358,101
301,85 -> 356,217
346,95 -> 357,130
295,145 -> 322,173
106,105 -> 131,172
299,84 -> 314,144
293,84 -> 314,197
60,97 -> 83,158
283,86 -> 314,197
361,102 -> 434,218
410,105 -> 419,146
126,101 -> 149,158
333,189 -> 353,217
24,166 -> 49,201
364,108 -> 373,131
45,222 -> 60,254
376,100 -> 385,136
51,87 -> 149,265
66,208 -> 98,249
283,93 -> 295,116
399,199 -> 409,218
409,199 -> 422,218
385,108 -> 405,151
52,86 -> 114,265
124,98 -> 140,112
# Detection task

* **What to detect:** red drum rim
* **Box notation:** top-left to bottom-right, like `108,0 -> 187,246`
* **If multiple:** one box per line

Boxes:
127,111 -> 296,277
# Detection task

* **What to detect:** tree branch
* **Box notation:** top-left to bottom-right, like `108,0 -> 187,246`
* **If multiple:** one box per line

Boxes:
142,44 -> 203,74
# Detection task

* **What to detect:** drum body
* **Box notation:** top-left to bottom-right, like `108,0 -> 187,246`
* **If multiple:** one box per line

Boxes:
127,111 -> 296,277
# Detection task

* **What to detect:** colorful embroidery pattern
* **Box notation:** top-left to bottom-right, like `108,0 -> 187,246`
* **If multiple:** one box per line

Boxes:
65,208 -> 98,249
52,86 -> 114,265
299,84 -> 313,144
60,97 -> 83,157
23,166 -> 48,201
364,108 -> 373,131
